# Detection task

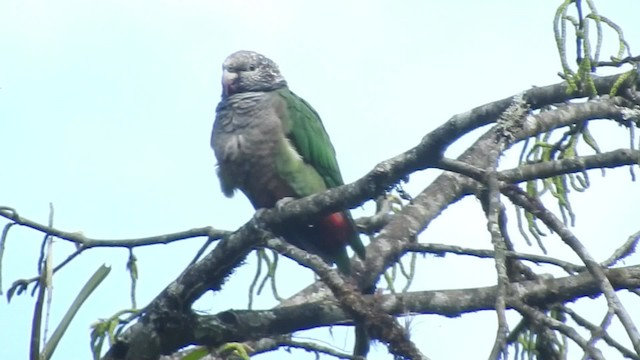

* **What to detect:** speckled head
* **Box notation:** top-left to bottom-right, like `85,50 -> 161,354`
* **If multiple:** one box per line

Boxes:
221,50 -> 287,96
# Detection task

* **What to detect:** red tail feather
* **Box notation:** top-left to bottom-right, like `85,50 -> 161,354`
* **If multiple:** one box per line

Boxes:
318,212 -> 351,249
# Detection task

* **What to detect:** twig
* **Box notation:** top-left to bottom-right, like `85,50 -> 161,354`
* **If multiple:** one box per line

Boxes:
1,207 -> 229,296
486,94 -> 529,359
601,229 -> 640,267
278,338 -> 363,360
403,243 -> 584,273
485,166 -> 510,360
511,300 -> 605,360
355,195 -> 400,235
0,221 -> 13,293
564,306 -> 640,360
43,203 -> 55,346
30,262 -> 46,360
582,308 -> 614,360
595,55 -> 640,68
437,148 -> 640,186
0,208 -> 228,249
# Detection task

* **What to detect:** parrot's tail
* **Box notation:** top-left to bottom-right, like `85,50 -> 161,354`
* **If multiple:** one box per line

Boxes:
353,284 -> 375,357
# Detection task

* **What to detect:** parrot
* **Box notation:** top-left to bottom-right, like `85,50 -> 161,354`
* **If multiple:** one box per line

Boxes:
210,50 -> 366,275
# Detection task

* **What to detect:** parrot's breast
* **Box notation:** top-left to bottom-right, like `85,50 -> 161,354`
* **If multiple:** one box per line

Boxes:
212,93 -> 298,208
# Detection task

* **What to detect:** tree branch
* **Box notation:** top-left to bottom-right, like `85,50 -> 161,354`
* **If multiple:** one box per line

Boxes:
0,207 -> 227,248
264,236 -> 427,360
177,266 -> 640,350
438,148 -> 640,185
504,187 -> 640,354
404,242 -> 584,273
101,73 -> 639,358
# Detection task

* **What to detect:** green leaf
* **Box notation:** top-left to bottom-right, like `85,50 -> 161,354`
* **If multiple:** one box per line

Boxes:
218,343 -> 251,360
42,264 -> 111,360
181,347 -> 210,360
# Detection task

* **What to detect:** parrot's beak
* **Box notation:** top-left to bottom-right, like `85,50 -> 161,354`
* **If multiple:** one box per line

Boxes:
222,69 -> 238,96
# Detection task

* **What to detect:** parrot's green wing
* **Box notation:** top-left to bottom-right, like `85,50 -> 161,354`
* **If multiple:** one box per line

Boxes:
275,87 -> 366,261
275,88 -> 345,189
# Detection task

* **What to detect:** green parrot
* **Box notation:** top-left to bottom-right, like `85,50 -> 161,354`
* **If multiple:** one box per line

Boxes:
210,50 -> 366,274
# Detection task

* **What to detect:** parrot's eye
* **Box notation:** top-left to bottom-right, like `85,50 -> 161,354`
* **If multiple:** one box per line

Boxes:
248,64 -> 257,71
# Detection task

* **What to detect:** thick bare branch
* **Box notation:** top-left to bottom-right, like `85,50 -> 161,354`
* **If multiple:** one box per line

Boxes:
175,266 -> 640,351
100,74 -> 639,359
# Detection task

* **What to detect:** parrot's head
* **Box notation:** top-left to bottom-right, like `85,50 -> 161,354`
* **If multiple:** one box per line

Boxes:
221,50 -> 287,97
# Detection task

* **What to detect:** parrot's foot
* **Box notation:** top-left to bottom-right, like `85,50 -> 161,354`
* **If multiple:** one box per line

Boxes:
253,208 -> 270,229
275,197 -> 296,210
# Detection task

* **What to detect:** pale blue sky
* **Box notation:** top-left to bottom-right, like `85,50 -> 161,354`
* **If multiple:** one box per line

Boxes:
1,1 -> 639,359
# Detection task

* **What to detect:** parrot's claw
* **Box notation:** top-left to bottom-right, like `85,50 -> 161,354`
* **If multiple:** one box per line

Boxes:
275,197 -> 296,210
253,208 -> 269,229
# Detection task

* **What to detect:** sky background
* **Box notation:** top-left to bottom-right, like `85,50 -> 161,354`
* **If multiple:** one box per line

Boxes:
1,1 -> 639,359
